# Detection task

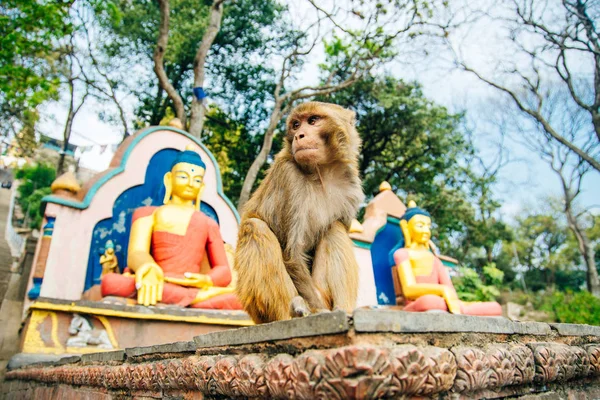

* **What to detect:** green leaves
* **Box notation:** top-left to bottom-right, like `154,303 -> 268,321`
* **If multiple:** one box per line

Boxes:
453,263 -> 504,302
0,0 -> 73,127
319,75 -> 472,243
15,163 -> 57,229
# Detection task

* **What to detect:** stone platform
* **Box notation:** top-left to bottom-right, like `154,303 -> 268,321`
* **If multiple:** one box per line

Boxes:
4,308 -> 600,399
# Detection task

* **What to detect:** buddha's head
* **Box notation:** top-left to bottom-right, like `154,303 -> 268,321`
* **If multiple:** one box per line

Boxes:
163,145 -> 206,210
400,200 -> 432,247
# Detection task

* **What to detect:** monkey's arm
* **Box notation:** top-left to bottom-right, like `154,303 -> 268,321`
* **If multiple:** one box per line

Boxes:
285,252 -> 327,312
312,221 -> 359,312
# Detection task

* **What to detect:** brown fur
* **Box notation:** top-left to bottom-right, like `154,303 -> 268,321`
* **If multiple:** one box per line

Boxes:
234,102 -> 364,323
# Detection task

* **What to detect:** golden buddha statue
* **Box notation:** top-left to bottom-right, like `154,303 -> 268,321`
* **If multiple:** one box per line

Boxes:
100,240 -> 119,277
391,201 -> 502,316
100,145 -> 242,309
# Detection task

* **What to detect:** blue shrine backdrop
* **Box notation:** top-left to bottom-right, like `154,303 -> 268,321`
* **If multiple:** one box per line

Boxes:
84,148 -> 219,291
370,218 -> 402,305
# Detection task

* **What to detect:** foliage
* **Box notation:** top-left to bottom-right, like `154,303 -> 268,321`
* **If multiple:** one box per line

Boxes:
192,106 -> 267,204
453,263 -> 504,302
510,207 -> 583,291
95,0 -> 284,130
22,187 -> 52,229
320,76 -> 475,244
541,291 -> 600,326
15,163 -> 56,229
456,163 -> 513,270
12,109 -> 40,157
0,0 -> 72,135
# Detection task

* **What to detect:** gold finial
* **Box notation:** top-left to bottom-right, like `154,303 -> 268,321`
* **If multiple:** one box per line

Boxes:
50,171 -> 81,194
349,219 -> 364,233
168,118 -> 184,130
408,200 -> 417,208
379,181 -> 392,192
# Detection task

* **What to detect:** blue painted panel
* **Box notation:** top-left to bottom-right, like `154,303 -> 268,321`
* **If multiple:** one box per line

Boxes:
370,221 -> 403,305
84,148 -> 219,291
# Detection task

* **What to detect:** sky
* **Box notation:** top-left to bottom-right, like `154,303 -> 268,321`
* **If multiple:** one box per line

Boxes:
36,0 -> 599,221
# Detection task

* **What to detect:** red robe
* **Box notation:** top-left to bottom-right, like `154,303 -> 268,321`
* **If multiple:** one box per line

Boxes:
394,248 -> 502,316
101,207 -> 242,309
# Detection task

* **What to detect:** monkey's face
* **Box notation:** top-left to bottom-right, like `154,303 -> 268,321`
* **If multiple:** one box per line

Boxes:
286,102 -> 361,168
288,115 -> 329,166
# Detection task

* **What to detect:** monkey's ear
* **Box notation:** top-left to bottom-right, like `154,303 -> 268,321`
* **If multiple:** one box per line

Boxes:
345,110 -> 356,126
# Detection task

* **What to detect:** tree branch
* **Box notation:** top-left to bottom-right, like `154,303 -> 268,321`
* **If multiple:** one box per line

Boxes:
153,0 -> 186,127
189,0 -> 227,138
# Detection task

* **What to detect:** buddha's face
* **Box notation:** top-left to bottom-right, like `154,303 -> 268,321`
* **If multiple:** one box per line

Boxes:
170,162 -> 205,201
407,214 -> 432,245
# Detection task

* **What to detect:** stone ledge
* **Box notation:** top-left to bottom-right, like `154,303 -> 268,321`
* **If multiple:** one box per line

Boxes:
80,350 -> 125,364
6,354 -> 64,371
550,323 -> 600,337
194,310 -> 349,348
6,342 -> 600,399
34,297 -> 252,321
125,341 -> 196,358
6,311 -> 600,399
353,308 -> 552,335
55,356 -> 81,366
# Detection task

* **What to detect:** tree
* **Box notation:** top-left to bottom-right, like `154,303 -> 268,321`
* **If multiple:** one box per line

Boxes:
237,0 -> 444,210
15,163 -> 56,229
493,84 -> 600,296
457,144 -> 513,269
56,35 -> 89,175
449,0 -> 600,172
0,0 -> 72,141
73,3 -> 131,142
318,75 -> 476,245
13,110 -> 40,158
200,105 -> 264,205
518,212 -> 575,290
96,0 -> 283,140
153,0 -> 226,138
545,141 -> 599,295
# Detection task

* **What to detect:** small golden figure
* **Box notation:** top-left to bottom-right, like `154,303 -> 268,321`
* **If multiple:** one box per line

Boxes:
100,240 -> 119,277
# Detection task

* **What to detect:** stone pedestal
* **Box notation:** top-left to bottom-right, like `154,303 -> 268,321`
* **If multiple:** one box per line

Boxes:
5,309 -> 600,399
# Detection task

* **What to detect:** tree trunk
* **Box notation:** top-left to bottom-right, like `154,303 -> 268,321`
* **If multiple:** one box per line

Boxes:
565,203 -> 600,297
58,79 -> 76,176
154,0 -> 187,127
117,102 -> 129,142
237,104 -> 283,211
189,0 -> 225,139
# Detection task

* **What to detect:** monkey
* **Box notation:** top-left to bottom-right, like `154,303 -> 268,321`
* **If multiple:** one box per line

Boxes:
234,101 -> 365,324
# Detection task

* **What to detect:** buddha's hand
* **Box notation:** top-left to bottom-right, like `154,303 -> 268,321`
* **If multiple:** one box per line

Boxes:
163,273 -> 213,289
442,288 -> 462,314
135,263 -> 164,306
182,272 -> 213,289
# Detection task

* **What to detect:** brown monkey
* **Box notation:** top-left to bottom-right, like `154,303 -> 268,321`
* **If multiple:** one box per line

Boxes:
234,102 -> 365,323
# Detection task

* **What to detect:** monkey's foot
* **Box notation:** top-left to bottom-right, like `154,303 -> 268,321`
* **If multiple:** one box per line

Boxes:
290,296 -> 311,318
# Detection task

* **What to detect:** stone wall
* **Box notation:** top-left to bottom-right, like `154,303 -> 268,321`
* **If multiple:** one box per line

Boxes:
4,309 -> 600,399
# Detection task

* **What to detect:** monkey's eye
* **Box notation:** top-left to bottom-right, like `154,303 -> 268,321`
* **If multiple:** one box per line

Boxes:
291,120 -> 300,130
307,115 -> 320,125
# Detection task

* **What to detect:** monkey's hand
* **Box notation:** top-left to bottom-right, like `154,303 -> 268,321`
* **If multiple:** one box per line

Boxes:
135,263 -> 164,306
290,296 -> 311,318
164,273 -> 213,289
